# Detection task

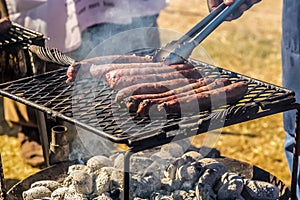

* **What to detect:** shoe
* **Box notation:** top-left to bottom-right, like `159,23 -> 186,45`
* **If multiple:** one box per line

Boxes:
18,127 -> 45,168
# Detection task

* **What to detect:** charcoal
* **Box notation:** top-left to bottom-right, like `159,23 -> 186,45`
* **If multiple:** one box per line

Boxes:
51,187 -> 69,200
67,170 -> 93,195
161,178 -> 182,191
92,192 -> 113,200
160,142 -> 184,158
195,183 -> 216,200
217,173 -> 244,200
130,174 -> 161,198
198,168 -> 224,187
164,164 -> 177,179
131,156 -> 153,175
31,180 -> 62,192
176,162 -> 202,182
86,155 -> 113,173
242,179 -> 280,200
143,161 -> 168,179
181,151 -> 202,162
180,180 -> 195,191
67,164 -> 89,174
22,186 -> 52,200
94,167 -> 115,195
110,169 -> 124,188
112,153 -> 124,170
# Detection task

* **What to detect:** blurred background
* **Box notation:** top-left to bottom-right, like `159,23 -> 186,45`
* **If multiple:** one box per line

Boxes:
0,0 -> 289,190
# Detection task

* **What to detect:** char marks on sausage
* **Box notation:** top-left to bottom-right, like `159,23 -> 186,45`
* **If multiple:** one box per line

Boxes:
154,81 -> 248,116
136,78 -> 233,116
66,55 -> 152,83
109,68 -> 203,90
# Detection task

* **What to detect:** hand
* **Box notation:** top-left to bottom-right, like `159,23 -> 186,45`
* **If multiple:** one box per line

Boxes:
207,0 -> 261,20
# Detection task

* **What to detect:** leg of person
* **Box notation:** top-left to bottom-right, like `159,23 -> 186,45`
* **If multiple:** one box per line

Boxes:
282,0 -> 300,197
3,97 -> 44,168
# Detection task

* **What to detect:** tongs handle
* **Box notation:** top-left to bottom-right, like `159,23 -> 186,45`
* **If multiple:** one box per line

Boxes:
158,0 -> 245,64
190,0 -> 245,45
177,2 -> 227,44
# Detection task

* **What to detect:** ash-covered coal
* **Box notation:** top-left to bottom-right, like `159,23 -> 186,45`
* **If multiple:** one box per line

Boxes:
22,141 -> 280,200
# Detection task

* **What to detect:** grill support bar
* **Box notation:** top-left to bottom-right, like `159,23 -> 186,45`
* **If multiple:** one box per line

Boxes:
291,107 -> 300,200
35,110 -> 50,167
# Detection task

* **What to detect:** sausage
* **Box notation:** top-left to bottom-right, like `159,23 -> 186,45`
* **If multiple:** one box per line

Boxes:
124,77 -> 219,112
109,68 -> 203,89
115,78 -> 198,103
155,81 -> 248,116
91,62 -> 163,80
66,55 -> 152,83
106,63 -> 195,83
0,17 -> 12,34
136,78 -> 232,115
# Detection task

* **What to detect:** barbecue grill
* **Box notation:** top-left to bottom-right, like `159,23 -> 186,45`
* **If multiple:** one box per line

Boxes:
0,23 -> 45,83
0,55 -> 300,199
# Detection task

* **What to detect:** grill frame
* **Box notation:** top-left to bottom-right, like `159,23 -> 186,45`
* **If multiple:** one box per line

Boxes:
1,58 -> 299,199
0,60 -> 297,148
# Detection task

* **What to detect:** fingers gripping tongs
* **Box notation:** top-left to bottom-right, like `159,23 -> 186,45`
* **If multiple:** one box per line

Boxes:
152,0 -> 245,65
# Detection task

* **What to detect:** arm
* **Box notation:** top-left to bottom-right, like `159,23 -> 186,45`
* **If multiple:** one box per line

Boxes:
207,0 -> 261,20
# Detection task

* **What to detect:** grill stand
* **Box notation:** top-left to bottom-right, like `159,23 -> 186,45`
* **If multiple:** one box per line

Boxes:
0,66 -> 299,198
35,110 -> 50,167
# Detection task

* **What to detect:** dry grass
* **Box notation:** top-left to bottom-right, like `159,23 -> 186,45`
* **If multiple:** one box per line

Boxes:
0,0 -> 291,190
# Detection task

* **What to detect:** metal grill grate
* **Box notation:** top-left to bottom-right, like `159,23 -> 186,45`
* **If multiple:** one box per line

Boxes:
0,61 -> 297,147
0,23 -> 45,83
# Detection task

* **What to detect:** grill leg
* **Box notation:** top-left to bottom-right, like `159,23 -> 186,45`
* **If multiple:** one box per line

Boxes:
291,107 -> 300,200
122,150 -> 134,200
35,110 -> 50,167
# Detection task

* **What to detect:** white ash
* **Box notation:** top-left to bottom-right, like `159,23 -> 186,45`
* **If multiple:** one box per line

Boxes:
22,186 -> 52,200
86,155 -> 113,173
22,144 -> 281,200
30,180 -> 62,192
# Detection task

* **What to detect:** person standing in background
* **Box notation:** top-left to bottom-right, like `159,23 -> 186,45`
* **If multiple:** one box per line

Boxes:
281,0 -> 300,198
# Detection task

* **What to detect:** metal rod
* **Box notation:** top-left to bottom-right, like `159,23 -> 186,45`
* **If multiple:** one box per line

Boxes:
122,150 -> 133,200
0,154 -> 6,200
291,107 -> 300,200
35,110 -> 50,167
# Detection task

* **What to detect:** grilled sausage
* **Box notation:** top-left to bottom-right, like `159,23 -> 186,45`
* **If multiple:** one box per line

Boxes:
66,55 -> 152,83
115,78 -> 198,103
106,63 -> 195,83
109,68 -> 203,89
136,78 -> 232,115
124,77 -> 218,112
91,62 -> 163,80
155,81 -> 248,116
0,17 -> 12,34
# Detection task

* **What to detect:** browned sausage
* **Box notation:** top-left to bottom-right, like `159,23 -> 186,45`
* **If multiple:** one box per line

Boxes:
155,81 -> 248,116
106,63 -> 195,83
66,55 -> 152,83
124,77 -> 218,112
91,62 -> 164,80
0,17 -> 12,34
109,68 -> 203,89
115,78 -> 198,102
136,78 -> 232,115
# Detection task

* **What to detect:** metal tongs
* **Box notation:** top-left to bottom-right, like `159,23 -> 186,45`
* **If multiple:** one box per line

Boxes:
152,0 -> 245,65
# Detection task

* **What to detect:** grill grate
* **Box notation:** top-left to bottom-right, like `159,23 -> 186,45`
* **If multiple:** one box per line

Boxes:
0,23 -> 45,83
0,23 -> 44,48
0,60 -> 297,147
